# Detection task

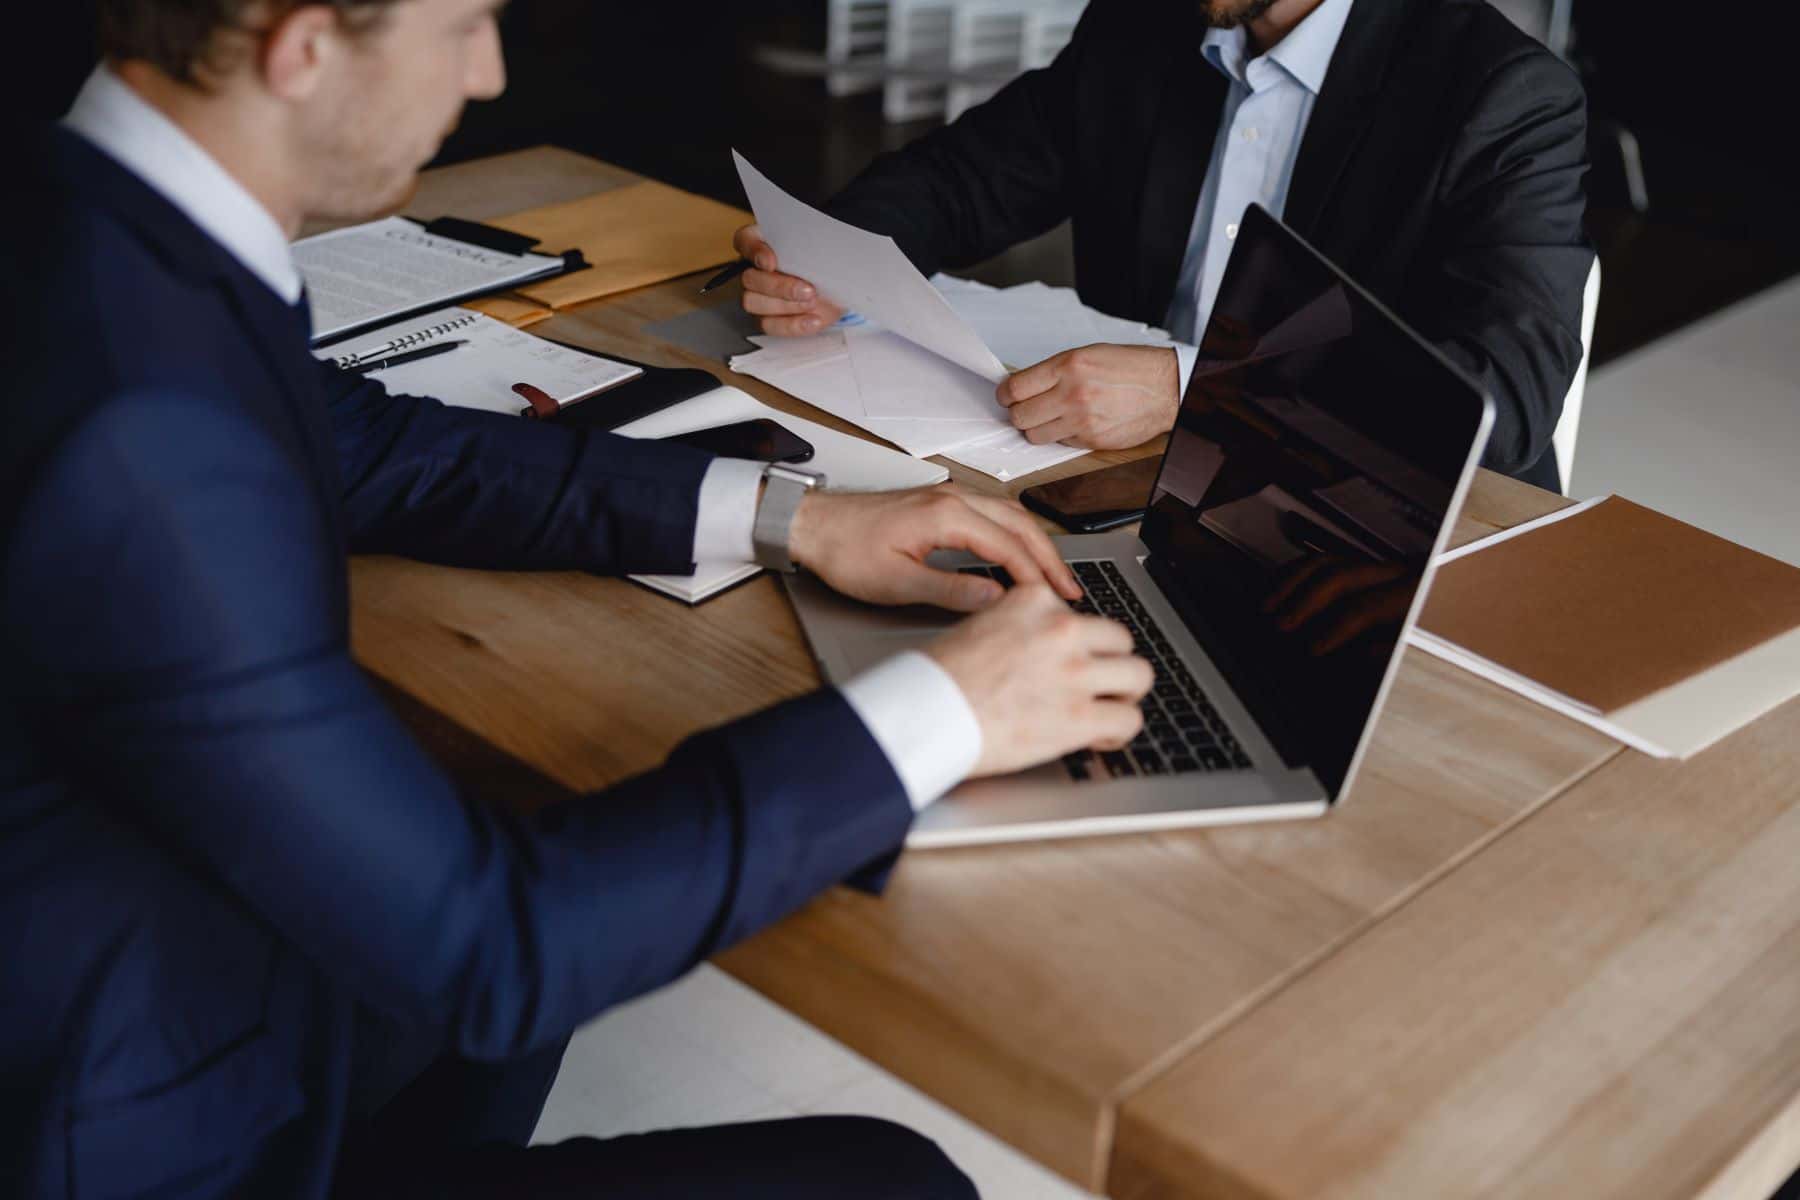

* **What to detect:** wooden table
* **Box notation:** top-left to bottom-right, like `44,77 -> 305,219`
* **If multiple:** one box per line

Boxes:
349,147 -> 1800,1198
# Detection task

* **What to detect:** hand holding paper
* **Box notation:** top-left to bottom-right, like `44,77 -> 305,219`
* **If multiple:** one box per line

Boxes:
733,151 -> 1008,384
726,153 -> 1182,480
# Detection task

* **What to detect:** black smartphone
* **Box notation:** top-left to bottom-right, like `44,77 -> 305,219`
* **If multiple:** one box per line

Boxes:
1019,457 -> 1163,533
666,419 -> 815,464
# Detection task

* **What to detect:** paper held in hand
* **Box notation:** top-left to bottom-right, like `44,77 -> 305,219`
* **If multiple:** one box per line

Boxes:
733,151 -> 1007,383
727,152 -> 1180,482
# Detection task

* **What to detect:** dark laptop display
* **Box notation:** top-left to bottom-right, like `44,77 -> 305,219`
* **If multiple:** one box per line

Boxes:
1140,205 -> 1493,796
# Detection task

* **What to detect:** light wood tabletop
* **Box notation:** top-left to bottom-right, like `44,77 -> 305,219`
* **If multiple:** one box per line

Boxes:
346,147 -> 1800,1196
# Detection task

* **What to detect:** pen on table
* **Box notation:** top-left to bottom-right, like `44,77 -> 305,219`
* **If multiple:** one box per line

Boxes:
698,259 -> 751,294
349,339 -> 468,375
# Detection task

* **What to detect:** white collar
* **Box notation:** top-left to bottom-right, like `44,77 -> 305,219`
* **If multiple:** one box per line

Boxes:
63,65 -> 303,305
1202,0 -> 1355,96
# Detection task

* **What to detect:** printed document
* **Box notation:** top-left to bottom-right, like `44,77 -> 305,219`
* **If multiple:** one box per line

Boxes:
295,216 -> 566,343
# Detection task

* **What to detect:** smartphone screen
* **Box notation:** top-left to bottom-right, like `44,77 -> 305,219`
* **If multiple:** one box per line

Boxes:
1020,457 -> 1162,532
667,419 -> 815,463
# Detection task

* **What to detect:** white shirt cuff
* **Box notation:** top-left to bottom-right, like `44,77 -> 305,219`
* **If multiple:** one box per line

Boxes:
1173,342 -> 1198,401
692,456 -> 765,563
838,650 -> 983,812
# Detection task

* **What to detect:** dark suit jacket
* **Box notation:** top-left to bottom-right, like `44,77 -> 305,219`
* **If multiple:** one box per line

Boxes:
826,0 -> 1594,491
0,128 -> 912,1198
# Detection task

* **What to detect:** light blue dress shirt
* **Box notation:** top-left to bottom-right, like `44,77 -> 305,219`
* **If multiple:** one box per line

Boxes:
1168,0 -> 1356,393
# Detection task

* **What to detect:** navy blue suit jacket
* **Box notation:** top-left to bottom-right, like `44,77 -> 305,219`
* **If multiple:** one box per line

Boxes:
0,128 -> 912,1198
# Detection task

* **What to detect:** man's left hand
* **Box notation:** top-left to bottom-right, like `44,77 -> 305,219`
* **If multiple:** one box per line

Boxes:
997,344 -> 1180,450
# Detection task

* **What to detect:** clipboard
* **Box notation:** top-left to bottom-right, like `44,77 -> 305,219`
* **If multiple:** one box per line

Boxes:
299,215 -> 589,348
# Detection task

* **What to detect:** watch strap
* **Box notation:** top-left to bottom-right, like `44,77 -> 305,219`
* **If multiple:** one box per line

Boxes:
752,464 -> 824,572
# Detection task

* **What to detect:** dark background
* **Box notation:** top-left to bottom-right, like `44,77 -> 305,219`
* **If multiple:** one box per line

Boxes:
16,1 -> 1797,367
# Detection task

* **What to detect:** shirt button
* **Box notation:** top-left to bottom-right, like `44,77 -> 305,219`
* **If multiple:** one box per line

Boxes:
1226,223 -> 1239,240
1243,126 -> 1261,142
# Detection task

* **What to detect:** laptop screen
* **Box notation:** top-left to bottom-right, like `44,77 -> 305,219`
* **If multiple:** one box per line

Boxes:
1140,205 -> 1493,798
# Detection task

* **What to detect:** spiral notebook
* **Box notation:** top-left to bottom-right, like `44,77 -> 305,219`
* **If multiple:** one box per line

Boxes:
313,307 -> 642,415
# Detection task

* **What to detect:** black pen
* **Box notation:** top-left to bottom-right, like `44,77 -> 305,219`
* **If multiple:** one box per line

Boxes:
350,339 -> 468,375
698,259 -> 751,294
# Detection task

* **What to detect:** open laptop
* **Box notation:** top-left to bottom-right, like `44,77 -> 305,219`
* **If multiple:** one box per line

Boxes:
783,204 -> 1496,846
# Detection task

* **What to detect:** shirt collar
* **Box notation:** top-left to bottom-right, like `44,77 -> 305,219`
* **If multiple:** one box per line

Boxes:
1202,0 -> 1355,96
63,65 -> 303,305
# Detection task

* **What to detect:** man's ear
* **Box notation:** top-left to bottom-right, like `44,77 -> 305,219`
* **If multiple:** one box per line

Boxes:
260,4 -> 341,102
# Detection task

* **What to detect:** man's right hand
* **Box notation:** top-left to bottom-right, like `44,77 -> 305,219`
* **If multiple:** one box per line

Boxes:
926,585 -> 1152,779
734,223 -> 844,336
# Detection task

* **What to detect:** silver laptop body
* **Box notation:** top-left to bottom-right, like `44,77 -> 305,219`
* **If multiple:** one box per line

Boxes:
784,206 -> 1496,847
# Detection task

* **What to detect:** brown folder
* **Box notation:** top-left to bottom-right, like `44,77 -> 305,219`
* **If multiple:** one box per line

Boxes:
1417,497 -> 1800,713
486,181 -> 749,311
462,293 -> 555,328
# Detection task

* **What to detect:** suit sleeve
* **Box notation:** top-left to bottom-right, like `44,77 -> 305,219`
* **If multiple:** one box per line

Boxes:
320,359 -> 716,575
4,391 -> 913,1061
1417,47 -> 1595,477
821,1 -> 1095,276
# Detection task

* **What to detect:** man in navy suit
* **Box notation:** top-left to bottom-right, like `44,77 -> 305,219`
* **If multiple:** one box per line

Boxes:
0,0 -> 1156,1195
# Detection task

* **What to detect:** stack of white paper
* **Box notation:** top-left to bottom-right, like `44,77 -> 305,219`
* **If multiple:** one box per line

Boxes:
729,152 -> 1180,483
935,276 -> 1178,369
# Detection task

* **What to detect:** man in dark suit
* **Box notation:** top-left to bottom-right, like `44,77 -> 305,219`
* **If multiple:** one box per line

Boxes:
739,0 -> 1594,491
0,0 -> 1156,1195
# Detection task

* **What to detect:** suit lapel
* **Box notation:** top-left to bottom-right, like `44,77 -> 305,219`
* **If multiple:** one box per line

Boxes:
1135,8 -> 1227,322
1284,0 -> 1421,239
214,273 -> 349,557
62,130 -> 348,557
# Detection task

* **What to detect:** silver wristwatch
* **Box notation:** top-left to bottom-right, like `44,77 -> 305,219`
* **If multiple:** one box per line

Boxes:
752,462 -> 826,573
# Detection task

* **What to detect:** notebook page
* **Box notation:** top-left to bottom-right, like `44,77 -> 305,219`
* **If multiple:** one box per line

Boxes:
313,307 -> 641,416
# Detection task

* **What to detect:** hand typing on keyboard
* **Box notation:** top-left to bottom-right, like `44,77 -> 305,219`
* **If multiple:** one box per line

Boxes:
959,560 -> 1257,780
925,584 -> 1152,778
788,485 -> 1081,613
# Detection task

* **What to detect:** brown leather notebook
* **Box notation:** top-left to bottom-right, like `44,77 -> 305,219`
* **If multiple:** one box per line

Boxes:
1417,497 -> 1800,713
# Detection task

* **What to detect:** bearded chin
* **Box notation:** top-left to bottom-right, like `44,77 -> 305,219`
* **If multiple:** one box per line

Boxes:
1201,0 -> 1281,28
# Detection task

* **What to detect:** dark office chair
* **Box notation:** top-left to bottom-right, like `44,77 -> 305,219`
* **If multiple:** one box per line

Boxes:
1488,0 -> 1650,214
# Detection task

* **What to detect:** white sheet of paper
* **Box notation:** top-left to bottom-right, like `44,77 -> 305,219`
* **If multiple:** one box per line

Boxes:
939,280 -> 1177,370
943,291 -> 1099,370
733,151 -> 1008,383
938,426 -> 1090,481
845,330 -> 1003,421
729,333 -> 1094,477
732,342 -> 987,459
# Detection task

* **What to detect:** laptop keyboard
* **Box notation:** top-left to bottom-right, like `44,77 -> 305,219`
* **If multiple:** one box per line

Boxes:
955,560 -> 1253,781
